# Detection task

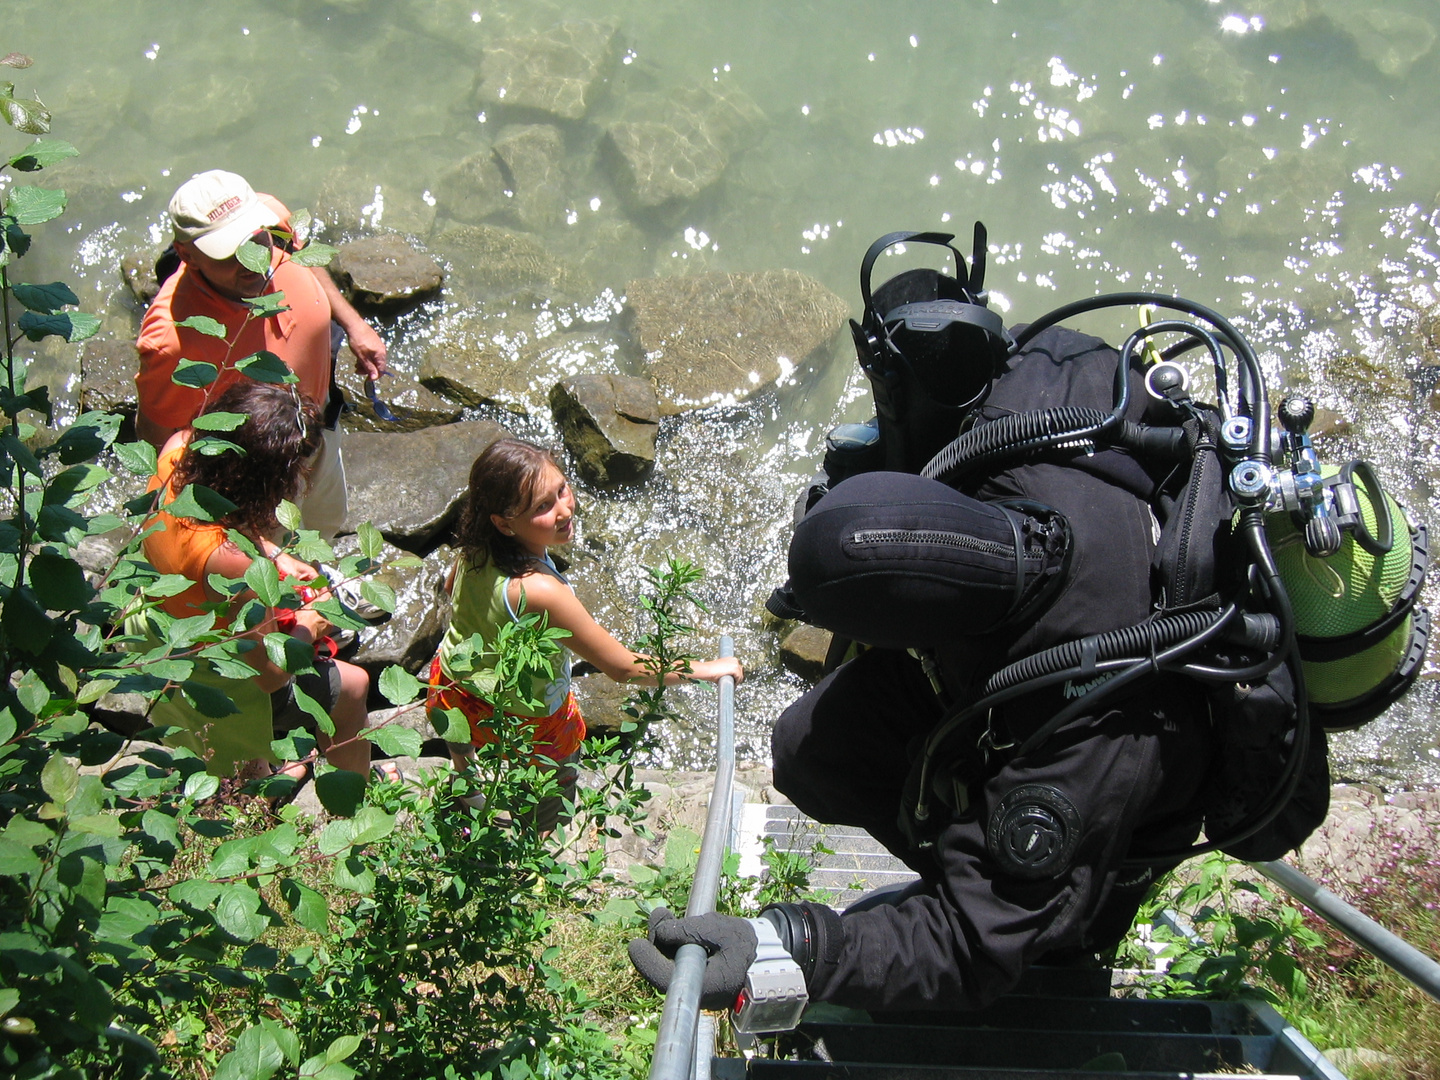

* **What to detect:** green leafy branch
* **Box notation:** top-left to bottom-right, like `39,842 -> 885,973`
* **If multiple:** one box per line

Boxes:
621,558 -> 708,739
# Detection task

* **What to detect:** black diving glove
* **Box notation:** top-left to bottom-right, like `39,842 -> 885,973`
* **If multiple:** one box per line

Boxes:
628,902 -> 843,1028
627,907 -> 759,1010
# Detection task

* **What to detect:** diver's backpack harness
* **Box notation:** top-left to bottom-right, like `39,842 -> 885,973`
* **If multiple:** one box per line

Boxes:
914,291 -> 1426,863
850,228 -> 1014,474
782,229 -> 1431,868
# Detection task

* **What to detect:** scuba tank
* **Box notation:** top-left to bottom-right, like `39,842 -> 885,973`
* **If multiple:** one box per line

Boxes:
1266,460 -> 1430,730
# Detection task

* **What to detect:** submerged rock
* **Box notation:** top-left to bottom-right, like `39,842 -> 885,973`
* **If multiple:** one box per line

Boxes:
1244,0 -> 1315,33
492,124 -> 569,232
151,68 -> 260,142
550,373 -> 659,487
431,223 -> 578,296
475,19 -> 620,121
418,320 -> 525,411
1322,3 -> 1436,78
418,305 -> 610,417
342,419 -> 511,549
328,234 -> 446,315
434,149 -> 512,227
79,339 -> 139,420
623,269 -> 849,412
313,163 -> 437,238
602,82 -> 766,212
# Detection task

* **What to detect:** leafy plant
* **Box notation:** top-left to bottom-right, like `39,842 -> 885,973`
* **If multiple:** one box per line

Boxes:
1124,853 -> 1324,1010
620,558 -> 709,743
0,57 -> 506,1078
754,833 -> 831,909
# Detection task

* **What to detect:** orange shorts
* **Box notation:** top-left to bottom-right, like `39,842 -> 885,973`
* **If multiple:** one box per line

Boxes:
427,654 -> 585,762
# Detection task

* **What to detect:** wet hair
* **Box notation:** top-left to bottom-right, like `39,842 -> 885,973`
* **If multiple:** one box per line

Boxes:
168,380 -> 324,538
456,438 -> 562,576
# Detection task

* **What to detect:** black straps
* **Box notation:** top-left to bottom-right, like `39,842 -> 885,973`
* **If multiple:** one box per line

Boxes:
858,231 -> 970,322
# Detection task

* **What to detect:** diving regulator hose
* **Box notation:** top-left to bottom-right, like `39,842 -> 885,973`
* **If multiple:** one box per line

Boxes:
908,291 -> 1308,863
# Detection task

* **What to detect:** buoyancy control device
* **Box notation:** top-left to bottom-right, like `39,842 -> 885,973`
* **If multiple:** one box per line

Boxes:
770,228 -> 1431,866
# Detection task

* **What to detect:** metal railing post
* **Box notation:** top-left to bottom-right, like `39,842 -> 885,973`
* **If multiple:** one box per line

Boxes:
649,635 -> 736,1080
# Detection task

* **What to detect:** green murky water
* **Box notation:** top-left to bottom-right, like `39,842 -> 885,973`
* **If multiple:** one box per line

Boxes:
7,0 -> 1440,782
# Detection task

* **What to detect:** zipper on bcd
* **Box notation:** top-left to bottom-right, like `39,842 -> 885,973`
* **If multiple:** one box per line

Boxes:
849,528 -> 1042,563
1172,436 -> 1214,607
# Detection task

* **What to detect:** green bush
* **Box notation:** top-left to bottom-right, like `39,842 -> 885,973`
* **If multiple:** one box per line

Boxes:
0,55 -> 707,1079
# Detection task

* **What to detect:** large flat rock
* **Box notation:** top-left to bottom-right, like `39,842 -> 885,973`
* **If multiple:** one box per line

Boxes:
474,20 -> 620,121
603,83 -> 765,211
342,419 -> 511,549
624,269 -> 849,412
329,234 -> 445,315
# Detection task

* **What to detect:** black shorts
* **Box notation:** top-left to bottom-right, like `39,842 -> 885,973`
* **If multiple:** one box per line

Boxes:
270,656 -> 344,736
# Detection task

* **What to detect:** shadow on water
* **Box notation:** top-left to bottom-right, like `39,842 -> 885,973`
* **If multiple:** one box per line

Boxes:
9,0 -> 1440,781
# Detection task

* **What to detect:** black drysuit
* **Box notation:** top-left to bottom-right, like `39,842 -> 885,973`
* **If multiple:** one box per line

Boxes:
770,325 -> 1217,1013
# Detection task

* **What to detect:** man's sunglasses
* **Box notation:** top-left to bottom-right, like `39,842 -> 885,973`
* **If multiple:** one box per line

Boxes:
365,375 -> 399,422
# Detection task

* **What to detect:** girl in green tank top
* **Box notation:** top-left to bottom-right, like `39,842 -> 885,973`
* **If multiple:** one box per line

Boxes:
428,439 -> 745,831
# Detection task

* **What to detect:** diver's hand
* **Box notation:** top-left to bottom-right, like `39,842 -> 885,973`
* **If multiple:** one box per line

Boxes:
627,907 -> 758,1010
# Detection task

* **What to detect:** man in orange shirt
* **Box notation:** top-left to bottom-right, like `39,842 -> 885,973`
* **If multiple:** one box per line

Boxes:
135,170 -> 387,539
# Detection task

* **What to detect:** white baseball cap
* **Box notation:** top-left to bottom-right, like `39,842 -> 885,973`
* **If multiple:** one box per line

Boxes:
168,169 -> 281,259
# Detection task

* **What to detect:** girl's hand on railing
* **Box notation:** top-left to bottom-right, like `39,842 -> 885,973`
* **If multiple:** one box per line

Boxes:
688,657 -> 745,685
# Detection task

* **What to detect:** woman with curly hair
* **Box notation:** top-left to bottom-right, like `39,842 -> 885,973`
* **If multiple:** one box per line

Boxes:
140,380 -> 371,779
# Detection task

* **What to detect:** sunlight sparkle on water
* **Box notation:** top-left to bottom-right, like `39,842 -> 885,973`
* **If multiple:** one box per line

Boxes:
875,127 -> 925,146
1354,165 -> 1401,193
1220,15 -> 1263,34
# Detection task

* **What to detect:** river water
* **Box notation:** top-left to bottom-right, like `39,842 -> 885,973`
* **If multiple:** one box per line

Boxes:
7,0 -> 1440,784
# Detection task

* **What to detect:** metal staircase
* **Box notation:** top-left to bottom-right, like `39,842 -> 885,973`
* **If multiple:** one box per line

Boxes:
711,964 -> 1345,1079
646,637 -> 1438,1080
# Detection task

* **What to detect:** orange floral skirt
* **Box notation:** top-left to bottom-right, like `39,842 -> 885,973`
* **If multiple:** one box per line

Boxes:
426,655 -> 585,762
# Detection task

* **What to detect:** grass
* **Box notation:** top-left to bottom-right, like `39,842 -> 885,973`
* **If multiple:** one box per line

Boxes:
1278,792 -> 1440,1079
1136,790 -> 1440,1080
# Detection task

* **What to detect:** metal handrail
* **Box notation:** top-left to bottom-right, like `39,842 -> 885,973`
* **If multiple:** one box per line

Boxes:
649,635 -> 736,1080
1254,858 -> 1440,1003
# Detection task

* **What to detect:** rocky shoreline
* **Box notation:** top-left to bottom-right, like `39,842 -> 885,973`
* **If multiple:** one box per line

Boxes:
54,11 -> 1440,792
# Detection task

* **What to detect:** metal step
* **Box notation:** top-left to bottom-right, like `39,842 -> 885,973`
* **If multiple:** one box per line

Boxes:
721,805 -> 1348,1080
711,991 -> 1341,1078
781,1020 -> 1266,1072
721,1063 -> 1308,1080
712,983 -> 1344,1079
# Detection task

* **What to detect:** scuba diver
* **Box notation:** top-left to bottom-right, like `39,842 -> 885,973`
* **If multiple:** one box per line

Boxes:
629,227 -> 1430,1020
